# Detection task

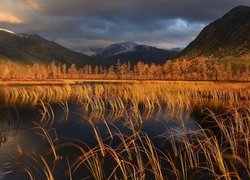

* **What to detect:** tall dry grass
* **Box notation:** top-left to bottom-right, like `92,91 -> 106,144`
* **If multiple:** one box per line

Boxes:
1,82 -> 249,179
12,106 -> 249,179
0,82 -> 249,117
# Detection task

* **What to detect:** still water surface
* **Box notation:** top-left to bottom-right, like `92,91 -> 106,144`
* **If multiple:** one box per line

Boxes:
0,84 -> 240,179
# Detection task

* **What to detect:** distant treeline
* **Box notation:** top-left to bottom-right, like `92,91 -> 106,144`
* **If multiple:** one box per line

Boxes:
0,57 -> 249,81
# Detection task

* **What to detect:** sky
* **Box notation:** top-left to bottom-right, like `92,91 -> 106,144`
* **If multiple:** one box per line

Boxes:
0,0 -> 249,52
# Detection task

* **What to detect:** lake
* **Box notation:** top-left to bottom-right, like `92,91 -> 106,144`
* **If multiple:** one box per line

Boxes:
0,82 -> 249,179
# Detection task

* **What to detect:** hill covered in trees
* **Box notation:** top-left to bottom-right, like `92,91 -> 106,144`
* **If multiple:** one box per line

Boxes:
181,6 -> 250,60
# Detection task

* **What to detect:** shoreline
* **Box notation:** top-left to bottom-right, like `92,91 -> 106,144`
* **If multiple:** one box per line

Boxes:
0,79 -> 250,86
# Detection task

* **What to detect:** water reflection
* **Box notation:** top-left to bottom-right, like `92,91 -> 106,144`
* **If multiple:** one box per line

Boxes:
0,84 -> 248,179
0,102 -> 204,178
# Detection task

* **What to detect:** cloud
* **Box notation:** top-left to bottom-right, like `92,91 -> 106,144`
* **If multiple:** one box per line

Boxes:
30,0 -> 249,22
0,0 -> 249,50
0,13 -> 23,24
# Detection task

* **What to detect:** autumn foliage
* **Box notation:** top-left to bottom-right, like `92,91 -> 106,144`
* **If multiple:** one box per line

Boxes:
0,57 -> 249,81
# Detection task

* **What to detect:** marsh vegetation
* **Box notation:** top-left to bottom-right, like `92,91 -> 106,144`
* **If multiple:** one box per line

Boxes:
0,82 -> 249,179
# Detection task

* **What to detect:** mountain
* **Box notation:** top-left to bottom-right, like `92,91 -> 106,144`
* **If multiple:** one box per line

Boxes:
0,29 -> 94,66
96,41 -> 138,57
0,30 -> 179,66
80,47 -> 103,56
94,42 -> 180,65
181,6 -> 250,59
169,48 -> 183,52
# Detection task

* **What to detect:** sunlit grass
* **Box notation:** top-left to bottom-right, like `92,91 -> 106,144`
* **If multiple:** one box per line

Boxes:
14,106 -> 249,179
1,82 -> 249,179
1,82 -> 249,113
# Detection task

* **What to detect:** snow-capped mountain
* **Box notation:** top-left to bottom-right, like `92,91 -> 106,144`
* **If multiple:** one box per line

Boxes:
95,41 -> 138,57
94,41 -> 180,65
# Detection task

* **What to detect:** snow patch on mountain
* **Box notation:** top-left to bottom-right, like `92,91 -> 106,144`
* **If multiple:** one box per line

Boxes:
108,41 -> 138,54
0,28 -> 16,34
96,41 -> 138,57
0,28 -> 28,38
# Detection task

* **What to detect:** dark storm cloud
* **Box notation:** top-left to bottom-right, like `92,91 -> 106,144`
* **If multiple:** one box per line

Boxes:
0,0 -> 249,50
33,0 -> 248,21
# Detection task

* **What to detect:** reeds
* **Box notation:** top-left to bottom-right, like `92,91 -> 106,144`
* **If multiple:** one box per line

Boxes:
1,82 -> 249,116
1,82 -> 250,179
10,105 -> 248,179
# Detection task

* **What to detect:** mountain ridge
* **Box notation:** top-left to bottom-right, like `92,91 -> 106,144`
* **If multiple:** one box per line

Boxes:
0,30 -> 179,66
0,29 -> 94,66
95,41 -> 138,57
94,41 -> 180,65
180,5 -> 250,60
2,4 -> 249,68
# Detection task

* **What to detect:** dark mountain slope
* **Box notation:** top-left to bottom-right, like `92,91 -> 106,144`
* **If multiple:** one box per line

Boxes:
0,30 -> 93,66
181,6 -> 250,59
